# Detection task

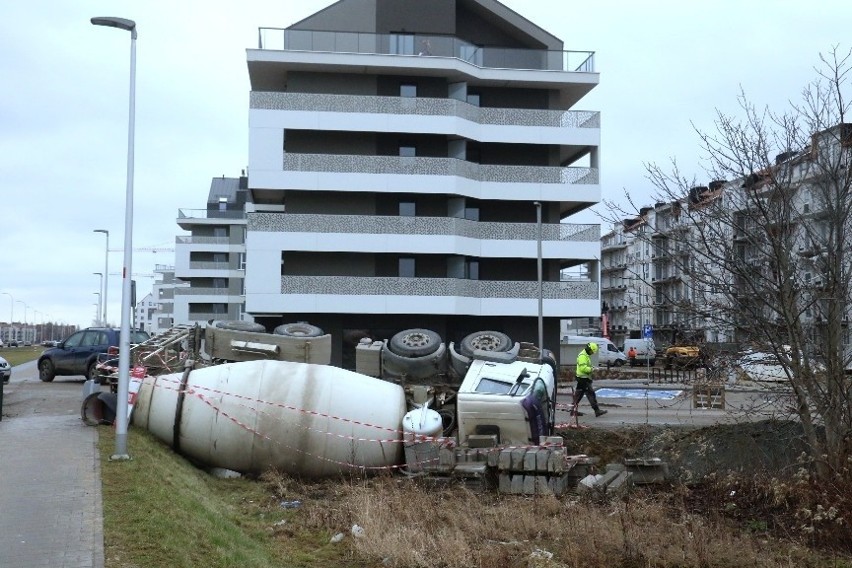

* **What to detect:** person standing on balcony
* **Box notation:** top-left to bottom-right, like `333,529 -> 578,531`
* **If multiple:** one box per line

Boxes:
571,342 -> 608,417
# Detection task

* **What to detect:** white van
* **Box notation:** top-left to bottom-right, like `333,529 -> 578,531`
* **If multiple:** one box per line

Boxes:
622,338 -> 657,366
562,335 -> 627,367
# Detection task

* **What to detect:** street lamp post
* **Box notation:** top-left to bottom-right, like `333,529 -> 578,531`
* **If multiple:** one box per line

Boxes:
16,301 -> 27,344
2,292 -> 12,324
92,15 -> 137,460
93,293 -> 101,326
94,229 -> 109,325
93,272 -> 103,325
2,293 -> 13,344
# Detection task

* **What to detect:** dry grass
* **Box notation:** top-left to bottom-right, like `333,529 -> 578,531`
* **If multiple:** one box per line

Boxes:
100,425 -> 851,568
261,472 -> 847,568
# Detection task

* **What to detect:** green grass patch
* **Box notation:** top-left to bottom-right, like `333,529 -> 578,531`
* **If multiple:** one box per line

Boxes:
0,346 -> 43,366
98,426 -> 353,568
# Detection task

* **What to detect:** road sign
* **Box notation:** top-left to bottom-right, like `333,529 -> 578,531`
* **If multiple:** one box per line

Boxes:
643,324 -> 653,339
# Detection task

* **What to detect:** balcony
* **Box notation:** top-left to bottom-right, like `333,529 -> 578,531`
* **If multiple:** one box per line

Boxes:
178,209 -> 245,220
256,29 -> 595,73
176,236 -> 232,245
250,92 -> 599,130
174,288 -> 235,296
188,261 -> 238,270
280,153 -> 598,185
279,275 -> 597,301
248,213 -> 599,242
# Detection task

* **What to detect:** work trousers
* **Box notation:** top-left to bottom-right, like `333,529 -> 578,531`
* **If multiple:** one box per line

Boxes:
573,377 -> 600,411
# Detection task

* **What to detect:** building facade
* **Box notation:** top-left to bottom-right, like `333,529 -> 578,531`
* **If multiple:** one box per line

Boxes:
243,0 -> 602,367
173,176 -> 248,326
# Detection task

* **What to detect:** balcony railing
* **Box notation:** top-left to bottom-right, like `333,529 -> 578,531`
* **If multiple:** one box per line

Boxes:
178,209 -> 246,220
188,261 -> 239,270
250,92 -> 599,129
176,236 -> 234,245
174,288 -> 236,296
257,29 -> 595,73
249,213 -> 599,242
280,275 -> 598,300
282,153 -> 598,185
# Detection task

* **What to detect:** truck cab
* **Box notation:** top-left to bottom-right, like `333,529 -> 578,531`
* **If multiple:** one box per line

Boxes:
455,359 -> 556,447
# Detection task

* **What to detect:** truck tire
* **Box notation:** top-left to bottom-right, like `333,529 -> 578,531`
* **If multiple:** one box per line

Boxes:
459,330 -> 512,358
215,320 -> 267,333
388,328 -> 441,358
273,322 -> 324,337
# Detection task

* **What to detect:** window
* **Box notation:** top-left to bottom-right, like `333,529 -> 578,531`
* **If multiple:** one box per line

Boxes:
399,257 -> 415,277
213,227 -> 227,238
399,145 -> 416,157
399,201 -> 416,217
803,203 -> 810,213
63,331 -> 85,348
213,278 -> 227,289
218,197 -> 227,212
465,259 -> 479,280
464,207 -> 480,221
466,93 -> 481,107
390,33 -> 414,55
400,83 -> 417,98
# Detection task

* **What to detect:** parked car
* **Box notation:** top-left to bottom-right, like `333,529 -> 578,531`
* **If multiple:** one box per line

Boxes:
0,355 -> 10,383
37,327 -> 150,382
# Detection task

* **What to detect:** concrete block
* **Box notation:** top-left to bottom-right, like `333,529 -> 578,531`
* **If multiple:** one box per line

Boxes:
534,476 -> 552,495
487,448 -> 501,468
540,436 -> 564,447
535,449 -> 550,473
547,448 -> 565,474
499,473 -> 512,493
522,475 -> 537,495
623,458 -> 669,484
577,474 -> 603,494
468,434 -> 498,448
605,462 -> 626,473
523,450 -> 538,472
437,446 -> 456,472
548,473 -> 570,496
510,448 -> 527,471
597,468 -> 622,489
511,474 -> 525,494
607,471 -> 633,496
498,449 -> 513,471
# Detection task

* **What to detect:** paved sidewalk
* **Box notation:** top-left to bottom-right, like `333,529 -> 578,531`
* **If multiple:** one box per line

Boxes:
0,384 -> 104,568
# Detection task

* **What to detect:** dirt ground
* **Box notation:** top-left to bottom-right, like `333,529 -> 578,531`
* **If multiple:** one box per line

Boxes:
559,419 -> 809,480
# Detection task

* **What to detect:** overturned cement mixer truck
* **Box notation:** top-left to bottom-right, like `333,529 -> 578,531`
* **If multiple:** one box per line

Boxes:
87,322 -> 562,484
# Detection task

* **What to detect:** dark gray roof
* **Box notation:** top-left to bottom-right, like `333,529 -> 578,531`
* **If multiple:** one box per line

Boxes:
208,177 -> 240,205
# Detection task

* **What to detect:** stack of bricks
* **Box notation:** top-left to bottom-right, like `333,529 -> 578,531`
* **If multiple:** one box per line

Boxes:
493,436 -> 590,496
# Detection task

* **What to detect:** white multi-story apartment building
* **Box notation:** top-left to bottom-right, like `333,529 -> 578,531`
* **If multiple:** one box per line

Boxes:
174,176 -> 248,326
602,123 -> 852,350
243,0 -> 602,367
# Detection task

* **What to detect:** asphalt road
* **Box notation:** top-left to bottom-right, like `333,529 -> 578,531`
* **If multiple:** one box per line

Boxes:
1,360 -> 89,419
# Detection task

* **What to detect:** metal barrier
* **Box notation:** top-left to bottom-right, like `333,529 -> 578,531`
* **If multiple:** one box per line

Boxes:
649,367 -> 701,384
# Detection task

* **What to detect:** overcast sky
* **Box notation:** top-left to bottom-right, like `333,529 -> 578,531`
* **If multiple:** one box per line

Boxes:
1,0 -> 849,330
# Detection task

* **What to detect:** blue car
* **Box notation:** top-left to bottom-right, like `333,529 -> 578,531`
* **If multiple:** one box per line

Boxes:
37,327 -> 149,382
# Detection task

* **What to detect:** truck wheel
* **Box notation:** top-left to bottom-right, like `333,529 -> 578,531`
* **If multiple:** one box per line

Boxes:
389,328 -> 441,358
39,359 -> 56,382
459,330 -> 512,358
273,322 -> 324,337
215,320 -> 267,333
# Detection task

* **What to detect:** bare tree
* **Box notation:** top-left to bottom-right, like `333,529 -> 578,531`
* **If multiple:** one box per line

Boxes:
605,48 -> 852,479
